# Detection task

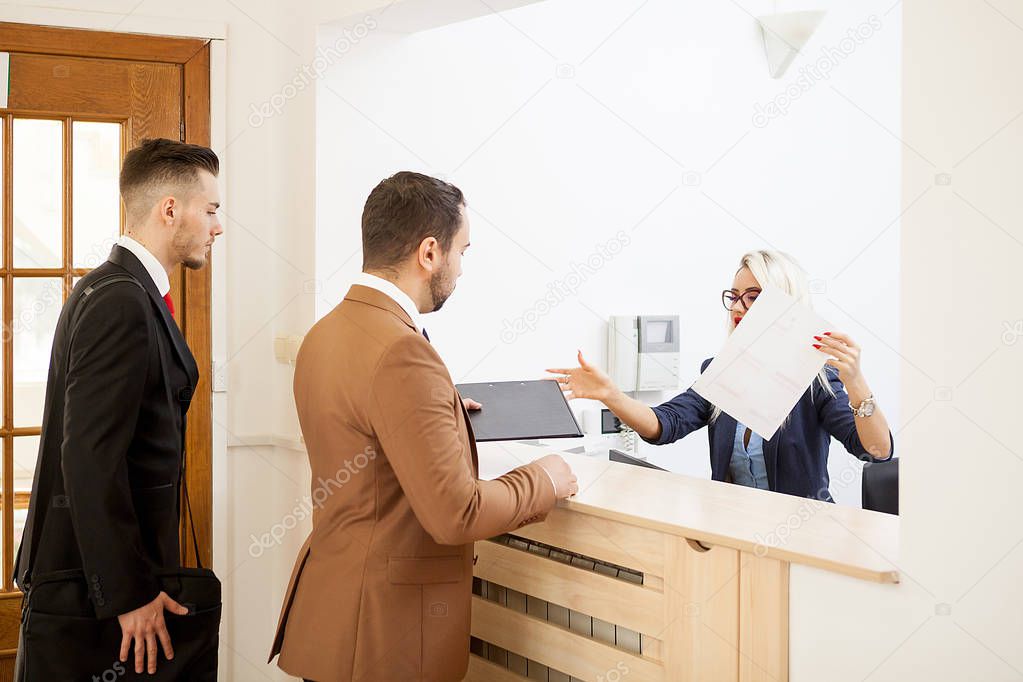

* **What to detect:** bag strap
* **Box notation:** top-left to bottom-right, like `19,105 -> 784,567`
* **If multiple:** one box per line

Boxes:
181,473 -> 203,570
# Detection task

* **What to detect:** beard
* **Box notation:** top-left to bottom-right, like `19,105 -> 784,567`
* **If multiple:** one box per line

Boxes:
429,267 -> 455,312
182,254 -> 206,270
172,223 -> 210,270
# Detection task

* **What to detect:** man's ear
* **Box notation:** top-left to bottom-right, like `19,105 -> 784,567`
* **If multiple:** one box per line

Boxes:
418,236 -> 439,272
159,195 -> 178,226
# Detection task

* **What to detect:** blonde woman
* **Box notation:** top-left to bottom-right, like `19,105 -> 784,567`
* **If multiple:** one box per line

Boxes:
548,250 -> 893,501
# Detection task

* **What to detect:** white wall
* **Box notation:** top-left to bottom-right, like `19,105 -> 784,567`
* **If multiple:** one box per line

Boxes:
790,0 -> 1023,680
315,0 -> 902,507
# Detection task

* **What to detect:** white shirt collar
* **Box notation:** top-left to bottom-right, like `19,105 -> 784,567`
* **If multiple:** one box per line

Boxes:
117,235 -> 170,296
352,272 -> 424,333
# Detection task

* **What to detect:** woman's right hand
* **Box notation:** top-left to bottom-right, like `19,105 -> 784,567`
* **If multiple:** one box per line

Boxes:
549,351 -> 663,440
546,350 -> 617,403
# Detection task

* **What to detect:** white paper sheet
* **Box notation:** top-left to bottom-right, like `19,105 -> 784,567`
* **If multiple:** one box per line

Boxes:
692,285 -> 830,439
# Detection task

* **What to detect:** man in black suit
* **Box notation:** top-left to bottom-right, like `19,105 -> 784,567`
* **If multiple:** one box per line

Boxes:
14,138 -> 222,676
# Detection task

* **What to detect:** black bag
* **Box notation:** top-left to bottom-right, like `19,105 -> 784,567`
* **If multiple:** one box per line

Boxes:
14,274 -> 221,681
16,566 -> 220,681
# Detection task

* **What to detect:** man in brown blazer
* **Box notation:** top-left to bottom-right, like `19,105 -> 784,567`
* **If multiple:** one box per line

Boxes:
269,172 -> 577,682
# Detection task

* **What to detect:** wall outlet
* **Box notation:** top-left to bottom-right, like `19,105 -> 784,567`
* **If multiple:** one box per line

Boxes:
274,335 -> 304,365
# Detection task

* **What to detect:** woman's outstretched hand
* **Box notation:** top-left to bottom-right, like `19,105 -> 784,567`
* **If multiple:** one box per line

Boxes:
546,350 -> 616,402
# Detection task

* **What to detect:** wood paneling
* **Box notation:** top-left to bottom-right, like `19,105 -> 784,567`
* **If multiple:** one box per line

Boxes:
469,450 -> 798,681
479,443 -> 900,584
127,62 -> 182,144
181,44 -> 213,569
464,655 -> 530,682
510,507 -> 666,578
739,551 -> 789,682
0,594 -> 20,654
474,540 -> 663,636
2,112 -> 13,601
7,55 -> 131,114
663,535 -> 740,681
472,596 -> 664,682
0,22 -> 206,63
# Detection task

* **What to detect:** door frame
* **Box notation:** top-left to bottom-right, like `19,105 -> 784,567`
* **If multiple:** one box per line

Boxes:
0,19 -> 222,656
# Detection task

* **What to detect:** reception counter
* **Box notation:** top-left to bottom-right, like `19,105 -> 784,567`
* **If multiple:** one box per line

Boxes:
465,442 -> 899,682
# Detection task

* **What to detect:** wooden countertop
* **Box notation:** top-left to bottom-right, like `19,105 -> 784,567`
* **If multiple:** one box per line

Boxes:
478,442 -> 900,584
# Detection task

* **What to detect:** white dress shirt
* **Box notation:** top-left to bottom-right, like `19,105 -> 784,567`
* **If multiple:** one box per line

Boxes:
352,272 -> 425,333
117,235 -> 170,296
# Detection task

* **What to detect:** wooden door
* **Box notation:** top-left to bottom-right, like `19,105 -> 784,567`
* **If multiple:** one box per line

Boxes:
0,22 -> 214,676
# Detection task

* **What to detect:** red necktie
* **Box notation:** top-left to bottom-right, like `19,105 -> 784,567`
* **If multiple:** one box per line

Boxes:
163,292 -> 175,318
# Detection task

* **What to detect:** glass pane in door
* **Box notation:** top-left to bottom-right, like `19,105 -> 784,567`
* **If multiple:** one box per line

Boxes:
73,122 -> 121,268
12,436 -> 41,551
12,278 -> 63,427
13,119 -> 63,269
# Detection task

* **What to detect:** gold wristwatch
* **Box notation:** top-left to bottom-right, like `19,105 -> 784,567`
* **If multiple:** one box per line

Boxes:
850,394 -> 876,418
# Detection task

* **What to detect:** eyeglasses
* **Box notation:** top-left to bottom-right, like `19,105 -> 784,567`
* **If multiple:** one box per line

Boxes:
722,287 -> 761,311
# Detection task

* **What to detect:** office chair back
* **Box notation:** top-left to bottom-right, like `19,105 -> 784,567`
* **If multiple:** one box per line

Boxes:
861,457 -> 899,515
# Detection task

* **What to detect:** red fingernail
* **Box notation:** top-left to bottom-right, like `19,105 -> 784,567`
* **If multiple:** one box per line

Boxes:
824,332 -> 832,336
813,344 -> 821,349
813,336 -> 822,341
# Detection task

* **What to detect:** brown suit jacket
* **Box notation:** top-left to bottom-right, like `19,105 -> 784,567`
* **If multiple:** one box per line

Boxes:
269,285 -> 557,682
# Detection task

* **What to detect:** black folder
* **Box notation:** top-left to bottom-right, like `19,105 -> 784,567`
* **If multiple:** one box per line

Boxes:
609,448 -> 667,471
455,379 -> 583,442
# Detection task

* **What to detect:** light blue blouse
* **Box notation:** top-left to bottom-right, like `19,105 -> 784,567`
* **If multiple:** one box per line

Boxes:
729,422 -> 769,490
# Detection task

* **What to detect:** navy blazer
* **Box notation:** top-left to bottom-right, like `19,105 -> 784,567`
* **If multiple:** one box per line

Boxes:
643,359 -> 894,501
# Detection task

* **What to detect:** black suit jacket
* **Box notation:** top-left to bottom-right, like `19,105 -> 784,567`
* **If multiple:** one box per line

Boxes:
13,245 -> 199,619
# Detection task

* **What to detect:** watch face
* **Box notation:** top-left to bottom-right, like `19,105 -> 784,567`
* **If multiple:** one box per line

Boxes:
861,401 -> 876,417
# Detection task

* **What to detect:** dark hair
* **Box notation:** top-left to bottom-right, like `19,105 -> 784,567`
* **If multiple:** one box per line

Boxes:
120,138 -> 219,219
361,171 -> 466,271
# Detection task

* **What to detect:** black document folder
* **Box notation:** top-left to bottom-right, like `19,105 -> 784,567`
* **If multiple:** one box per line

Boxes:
609,448 -> 667,471
455,379 -> 583,442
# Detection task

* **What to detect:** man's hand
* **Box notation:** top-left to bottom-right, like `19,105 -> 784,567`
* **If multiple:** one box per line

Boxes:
118,591 -> 189,674
462,397 -> 482,411
534,454 -> 578,499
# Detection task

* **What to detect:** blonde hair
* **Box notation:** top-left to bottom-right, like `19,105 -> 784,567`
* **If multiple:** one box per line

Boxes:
710,250 -> 835,425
